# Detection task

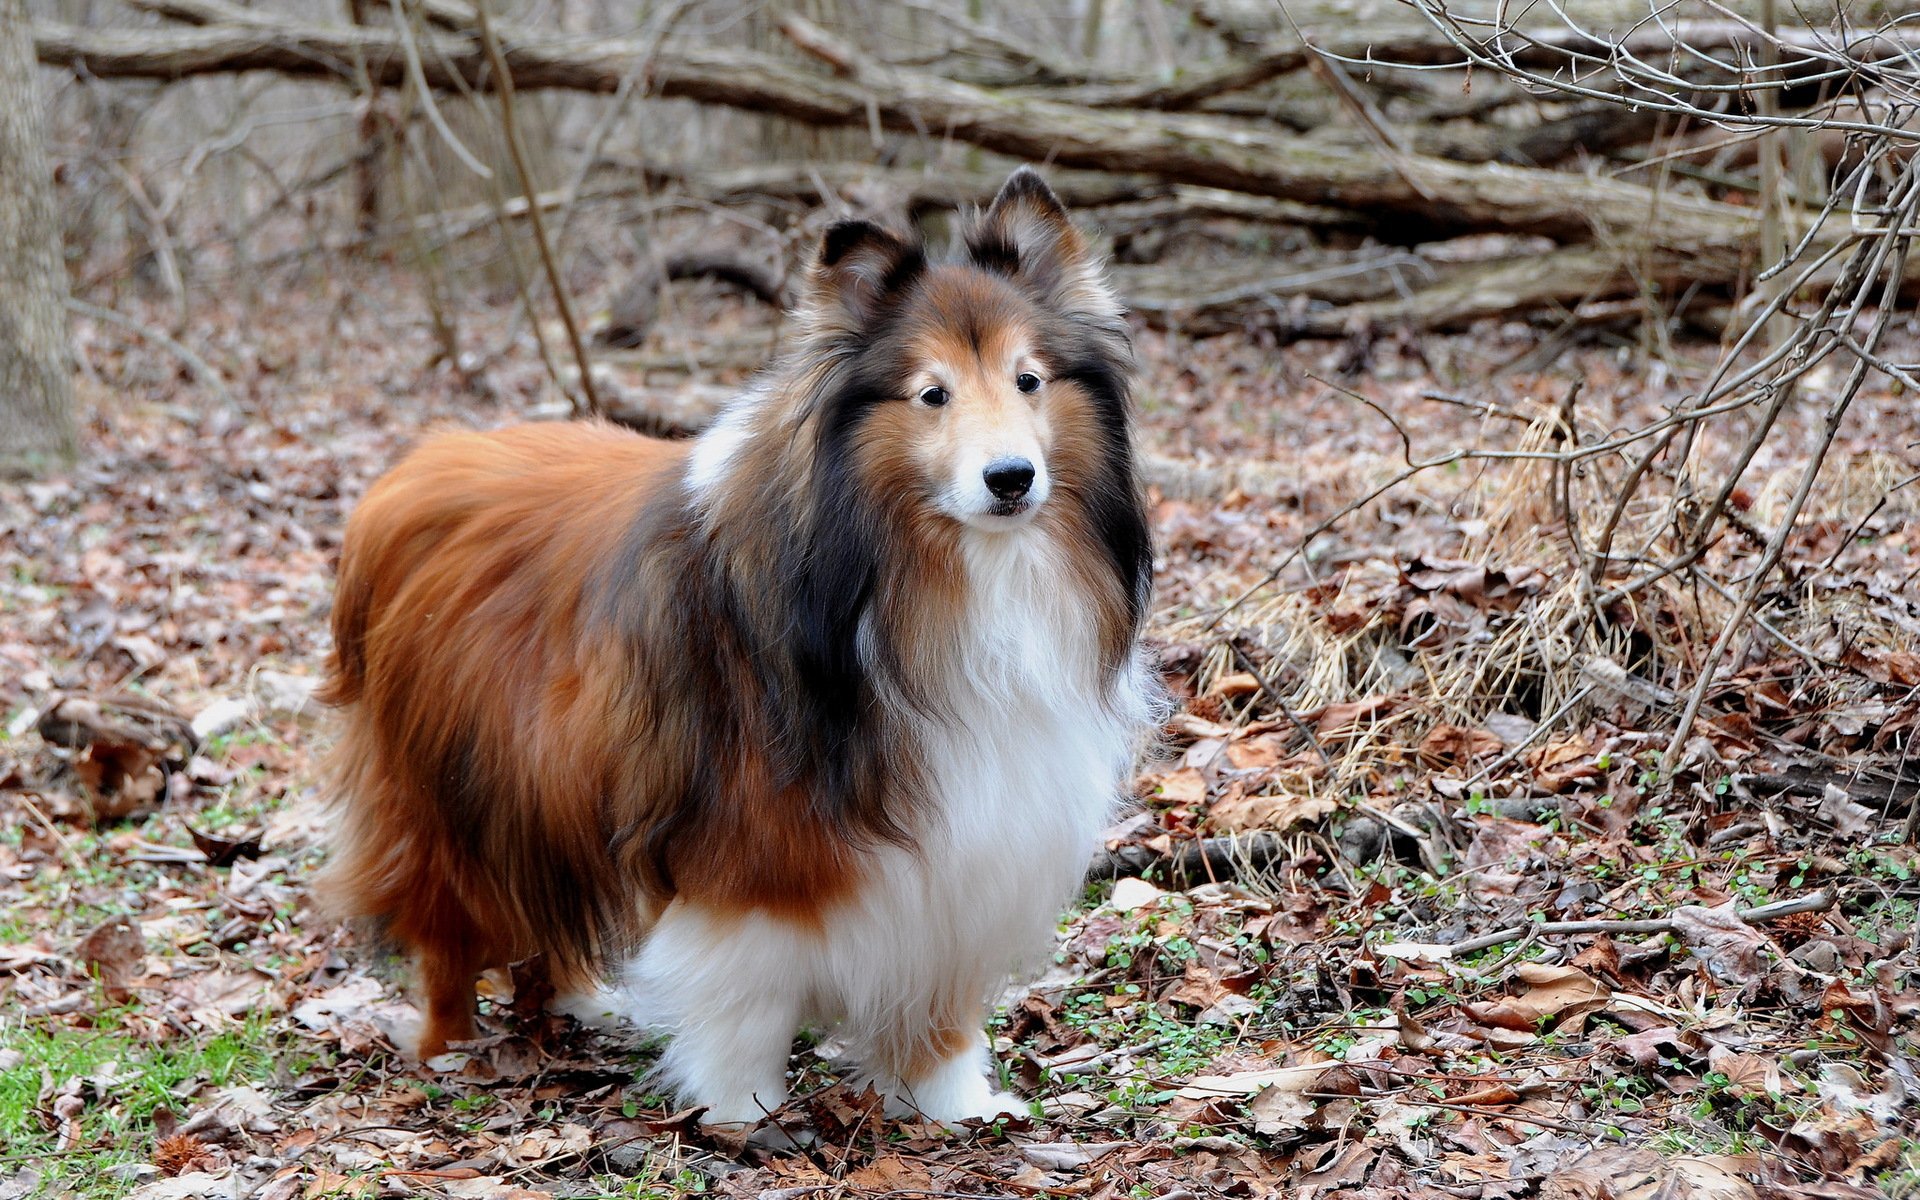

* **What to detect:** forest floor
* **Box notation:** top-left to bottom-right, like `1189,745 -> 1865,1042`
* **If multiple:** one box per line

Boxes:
2,263 -> 1918,1200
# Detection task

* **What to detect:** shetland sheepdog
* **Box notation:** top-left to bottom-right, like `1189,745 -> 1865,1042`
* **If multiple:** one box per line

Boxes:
319,167 -> 1159,1127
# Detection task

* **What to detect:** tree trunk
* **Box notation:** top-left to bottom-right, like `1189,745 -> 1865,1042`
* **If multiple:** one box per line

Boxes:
1,0 -> 76,477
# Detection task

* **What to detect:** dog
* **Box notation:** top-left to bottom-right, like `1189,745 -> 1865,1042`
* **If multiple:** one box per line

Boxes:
318,166 -> 1159,1127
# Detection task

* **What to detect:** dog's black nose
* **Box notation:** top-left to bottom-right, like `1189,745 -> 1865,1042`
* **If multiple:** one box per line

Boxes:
983,458 -> 1035,501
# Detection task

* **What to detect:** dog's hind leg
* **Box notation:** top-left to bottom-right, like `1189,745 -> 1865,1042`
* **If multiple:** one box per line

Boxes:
403,892 -> 491,1060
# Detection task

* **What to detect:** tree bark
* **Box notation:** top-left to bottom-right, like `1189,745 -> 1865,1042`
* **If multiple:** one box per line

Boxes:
2,0 -> 77,477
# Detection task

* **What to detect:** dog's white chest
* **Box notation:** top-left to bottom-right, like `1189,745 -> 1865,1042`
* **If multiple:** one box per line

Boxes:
818,532 -> 1152,1034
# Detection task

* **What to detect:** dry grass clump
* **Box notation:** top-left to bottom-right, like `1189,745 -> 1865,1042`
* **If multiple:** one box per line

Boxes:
1167,378 -> 1920,803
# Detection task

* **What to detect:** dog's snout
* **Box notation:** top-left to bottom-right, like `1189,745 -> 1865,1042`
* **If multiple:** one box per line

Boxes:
983,458 -> 1035,501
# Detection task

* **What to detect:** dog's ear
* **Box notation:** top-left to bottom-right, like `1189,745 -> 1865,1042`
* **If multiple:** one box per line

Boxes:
798,219 -> 924,338
968,166 -> 1121,325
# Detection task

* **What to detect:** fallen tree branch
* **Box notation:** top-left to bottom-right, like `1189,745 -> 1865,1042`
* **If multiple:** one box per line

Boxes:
31,12 -> 1778,257
1131,244 -> 1703,339
1085,833 -> 1288,885
1436,889 -> 1837,958
65,297 -> 239,409
1189,0 -> 1920,73
623,159 -> 1173,219
595,254 -> 788,350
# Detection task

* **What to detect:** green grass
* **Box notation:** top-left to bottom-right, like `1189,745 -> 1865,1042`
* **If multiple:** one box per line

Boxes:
0,1007 -> 288,1198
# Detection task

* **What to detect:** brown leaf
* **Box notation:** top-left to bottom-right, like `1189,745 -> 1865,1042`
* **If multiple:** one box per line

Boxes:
1003,992 -> 1078,1054
1449,1082 -> 1521,1107
1165,959 -> 1255,1010
71,739 -> 166,820
804,1082 -> 886,1141
1207,672 -> 1261,698
1670,903 -> 1768,984
1209,790 -> 1335,834
1225,731 -> 1290,769
846,1155 -> 934,1191
1540,1148 -> 1754,1200
1819,980 -> 1893,1054
75,917 -> 144,1000
1465,963 -> 1609,1032
1572,934 -> 1624,980
1293,1142 -> 1376,1195
1420,723 -> 1504,768
1817,784 -> 1875,838
1705,1046 -> 1782,1099
1607,1026 -> 1695,1072
1526,734 -> 1597,792
1311,694 -> 1401,740
1156,767 -> 1208,805
185,823 -> 263,868
1248,1076 -> 1317,1135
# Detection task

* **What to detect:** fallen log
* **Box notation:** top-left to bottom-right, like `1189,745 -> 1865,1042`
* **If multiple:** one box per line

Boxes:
594,373 -> 1331,505
1093,188 -> 1372,236
32,11 -> 1774,262
1125,244 -> 1700,338
596,379 -> 735,438
582,245 -> 1700,382
595,254 -> 788,350
621,159 -> 1176,219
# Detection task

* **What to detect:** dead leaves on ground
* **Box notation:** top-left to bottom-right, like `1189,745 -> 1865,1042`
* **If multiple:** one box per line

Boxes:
6,286 -> 1919,1199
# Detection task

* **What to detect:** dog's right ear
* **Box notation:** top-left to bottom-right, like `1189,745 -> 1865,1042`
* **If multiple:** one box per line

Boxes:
798,219 -> 924,339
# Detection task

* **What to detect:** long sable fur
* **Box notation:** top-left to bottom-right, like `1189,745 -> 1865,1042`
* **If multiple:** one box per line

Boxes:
317,175 -> 1151,1028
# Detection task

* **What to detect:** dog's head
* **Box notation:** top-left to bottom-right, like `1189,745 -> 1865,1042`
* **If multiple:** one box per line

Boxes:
797,167 -> 1133,536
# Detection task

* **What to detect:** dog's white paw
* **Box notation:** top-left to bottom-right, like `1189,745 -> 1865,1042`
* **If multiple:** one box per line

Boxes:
887,1060 -> 1027,1126
950,1089 -> 1028,1124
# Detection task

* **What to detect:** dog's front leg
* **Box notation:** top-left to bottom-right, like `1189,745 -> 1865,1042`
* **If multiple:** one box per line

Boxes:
633,903 -> 803,1128
874,1017 -> 1025,1125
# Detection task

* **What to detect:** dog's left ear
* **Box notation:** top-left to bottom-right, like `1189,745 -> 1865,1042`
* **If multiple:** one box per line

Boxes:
967,166 -> 1122,325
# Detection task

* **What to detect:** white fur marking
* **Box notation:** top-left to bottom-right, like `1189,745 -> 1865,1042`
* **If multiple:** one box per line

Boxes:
621,526 -> 1158,1124
683,393 -> 760,501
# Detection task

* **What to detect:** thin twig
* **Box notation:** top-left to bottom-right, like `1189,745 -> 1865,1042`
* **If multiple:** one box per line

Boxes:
472,0 -> 601,418
65,297 -> 238,408
388,0 -> 491,179
1229,642 -> 1331,766
1436,888 -> 1835,957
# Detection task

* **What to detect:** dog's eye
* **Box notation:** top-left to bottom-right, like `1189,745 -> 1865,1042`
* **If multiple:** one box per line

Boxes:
1016,373 -> 1043,394
917,386 -> 950,407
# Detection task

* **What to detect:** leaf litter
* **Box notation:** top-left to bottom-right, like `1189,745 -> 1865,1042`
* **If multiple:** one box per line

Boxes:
0,270 -> 1916,1198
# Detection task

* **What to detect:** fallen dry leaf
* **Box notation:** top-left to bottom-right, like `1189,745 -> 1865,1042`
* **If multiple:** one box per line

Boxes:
1109,876 -> 1167,912
1670,903 -> 1769,984
1420,722 -> 1504,768
1465,963 -> 1610,1032
75,915 -> 144,1000
1526,733 -> 1597,792
1156,766 -> 1209,804
1706,1045 -> 1783,1099
1541,1147 -> 1754,1200
1209,789 -> 1335,833
1310,694 -> 1402,740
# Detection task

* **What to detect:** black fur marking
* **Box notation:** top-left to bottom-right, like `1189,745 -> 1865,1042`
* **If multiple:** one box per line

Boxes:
880,246 -> 929,297
967,234 -> 1021,277
1055,343 -> 1153,629
991,165 -> 1065,214
820,219 -> 891,267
